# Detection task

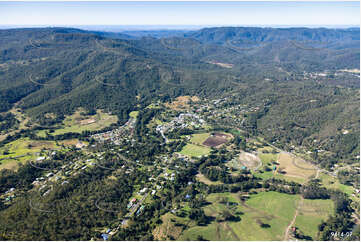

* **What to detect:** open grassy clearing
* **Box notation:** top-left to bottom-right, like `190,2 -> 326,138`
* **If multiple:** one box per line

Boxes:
235,191 -> 301,241
190,133 -> 210,145
58,139 -> 88,147
179,192 -> 240,241
179,143 -> 210,158
277,152 -> 316,181
0,107 -> 35,142
129,111 -> 139,119
0,138 -> 60,170
0,138 -> 83,170
258,147 -> 279,164
295,199 -> 334,240
0,138 -> 58,158
255,170 -> 306,184
165,96 -> 200,110
196,173 -> 223,185
146,117 -> 164,129
179,191 -> 301,241
36,109 -> 118,136
153,213 -> 192,240
179,220 -> 236,241
0,158 -> 27,170
318,172 -> 354,196
9,108 -> 31,130
254,148 -> 308,182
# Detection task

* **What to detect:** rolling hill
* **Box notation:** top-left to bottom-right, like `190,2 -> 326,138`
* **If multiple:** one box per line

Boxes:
0,27 -> 359,160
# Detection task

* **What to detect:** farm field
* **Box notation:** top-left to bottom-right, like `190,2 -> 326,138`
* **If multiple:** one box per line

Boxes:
0,107 -> 35,142
202,132 -> 232,148
153,213 -> 192,240
295,199 -> 335,240
36,109 -> 118,137
258,148 -> 279,165
254,171 -> 306,184
318,172 -> 354,196
179,191 -> 301,241
179,143 -> 210,158
277,152 -> 316,182
0,138 -> 60,170
190,133 -> 210,145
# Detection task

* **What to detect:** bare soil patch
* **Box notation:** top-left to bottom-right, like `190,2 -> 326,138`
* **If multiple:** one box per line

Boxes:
214,132 -> 230,138
166,96 -> 199,110
239,152 -> 262,170
80,118 -> 96,125
203,136 -> 228,147
207,61 -> 234,68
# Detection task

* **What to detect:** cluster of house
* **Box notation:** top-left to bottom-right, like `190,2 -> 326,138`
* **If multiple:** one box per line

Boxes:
302,70 -> 360,80
31,157 -> 96,193
163,172 -> 176,181
91,118 -> 136,144
156,112 -> 205,136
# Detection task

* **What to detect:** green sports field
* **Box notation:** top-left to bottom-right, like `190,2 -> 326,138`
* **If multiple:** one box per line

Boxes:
190,133 -> 210,145
179,143 -> 210,158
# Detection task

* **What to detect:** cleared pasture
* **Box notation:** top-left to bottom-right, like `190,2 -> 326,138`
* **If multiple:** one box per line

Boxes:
0,138 -> 60,170
277,152 -> 316,181
196,173 -> 223,185
179,143 -> 210,158
295,199 -> 334,239
190,133 -> 210,145
179,191 -> 301,241
37,109 -> 118,136
318,172 -> 354,196
129,111 -> 139,119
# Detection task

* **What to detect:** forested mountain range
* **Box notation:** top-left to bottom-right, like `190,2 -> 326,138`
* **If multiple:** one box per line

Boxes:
186,27 -> 360,47
0,26 -> 359,159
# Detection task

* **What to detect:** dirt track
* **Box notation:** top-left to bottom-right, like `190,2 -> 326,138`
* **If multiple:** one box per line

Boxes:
284,197 -> 304,240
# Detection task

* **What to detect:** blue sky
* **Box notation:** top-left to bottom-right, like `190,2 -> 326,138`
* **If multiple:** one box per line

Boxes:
0,1 -> 359,27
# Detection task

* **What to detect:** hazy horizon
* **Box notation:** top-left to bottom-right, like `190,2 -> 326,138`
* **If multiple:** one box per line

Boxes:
0,24 -> 359,32
0,1 -> 359,27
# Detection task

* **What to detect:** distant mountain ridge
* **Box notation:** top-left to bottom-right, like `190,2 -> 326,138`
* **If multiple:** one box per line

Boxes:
0,26 -> 359,123
185,27 -> 360,47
